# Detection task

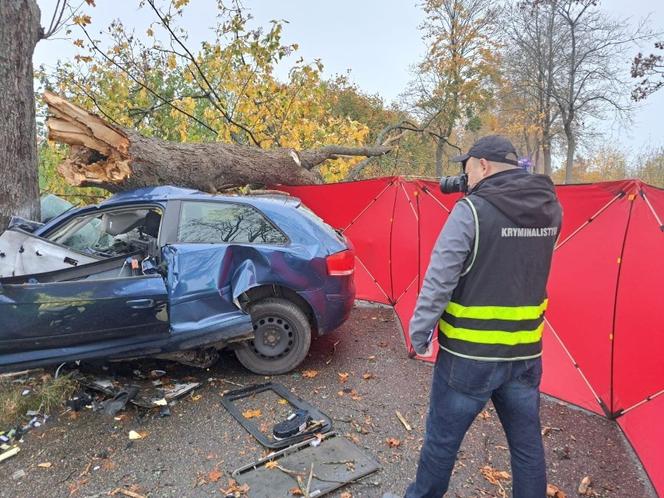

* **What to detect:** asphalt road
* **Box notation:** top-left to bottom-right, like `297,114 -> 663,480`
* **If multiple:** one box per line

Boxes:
0,306 -> 656,498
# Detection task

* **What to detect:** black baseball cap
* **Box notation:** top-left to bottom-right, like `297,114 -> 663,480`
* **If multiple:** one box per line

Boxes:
451,135 -> 519,167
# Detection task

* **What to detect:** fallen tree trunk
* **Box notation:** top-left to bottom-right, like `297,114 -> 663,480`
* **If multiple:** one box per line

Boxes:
43,92 -> 393,193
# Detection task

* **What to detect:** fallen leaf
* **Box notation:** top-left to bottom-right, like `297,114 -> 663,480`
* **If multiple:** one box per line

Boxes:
362,372 -> 375,380
338,372 -> 350,383
208,468 -> 222,482
302,370 -> 318,378
128,430 -> 146,440
340,492 -> 352,498
220,479 -> 250,496
578,476 -> 593,496
547,483 -> 567,497
242,409 -> 262,419
386,437 -> 401,448
265,460 -> 279,470
480,465 -> 511,485
289,486 -> 304,496
277,399 -> 289,405
38,462 -> 52,468
191,394 -> 202,401
479,410 -> 491,420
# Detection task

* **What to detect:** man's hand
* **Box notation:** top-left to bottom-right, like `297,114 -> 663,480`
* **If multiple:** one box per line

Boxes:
409,341 -> 434,359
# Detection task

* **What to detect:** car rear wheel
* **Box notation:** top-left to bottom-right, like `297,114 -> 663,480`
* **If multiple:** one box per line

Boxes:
234,297 -> 311,375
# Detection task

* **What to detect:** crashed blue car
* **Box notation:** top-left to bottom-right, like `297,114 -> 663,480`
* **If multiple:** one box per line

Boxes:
0,186 -> 355,375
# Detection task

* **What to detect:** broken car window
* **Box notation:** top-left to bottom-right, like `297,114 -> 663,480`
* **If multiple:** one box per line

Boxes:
47,208 -> 162,258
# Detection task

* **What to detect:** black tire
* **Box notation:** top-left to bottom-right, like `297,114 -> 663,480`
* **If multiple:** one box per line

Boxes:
234,297 -> 312,375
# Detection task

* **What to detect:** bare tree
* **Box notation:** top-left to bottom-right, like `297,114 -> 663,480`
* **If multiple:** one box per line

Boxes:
632,41 -> 664,101
552,0 -> 650,183
503,1 -> 564,176
0,0 -> 73,231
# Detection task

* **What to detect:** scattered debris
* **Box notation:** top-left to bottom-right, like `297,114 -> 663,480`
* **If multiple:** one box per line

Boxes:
386,438 -> 401,448
128,430 -> 147,440
220,479 -> 250,497
0,445 -> 20,463
11,469 -> 26,480
547,483 -> 567,497
338,372 -> 350,383
207,468 -> 223,482
101,386 -> 139,417
578,476 -> 593,496
362,372 -> 375,380
273,410 -> 313,440
221,383 -> 332,449
66,391 -> 93,412
242,409 -> 262,419
37,462 -> 52,468
480,465 -> 511,498
542,426 -> 563,437
479,410 -> 491,420
74,367 -> 201,411
325,340 -> 341,365
110,487 -> 146,498
232,433 -> 380,498
302,370 -> 319,379
395,411 -> 412,431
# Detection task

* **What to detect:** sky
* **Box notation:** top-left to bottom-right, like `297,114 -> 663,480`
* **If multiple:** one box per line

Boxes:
34,0 -> 664,161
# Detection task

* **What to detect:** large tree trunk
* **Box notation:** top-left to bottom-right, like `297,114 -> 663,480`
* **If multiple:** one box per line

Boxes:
0,0 -> 41,230
44,92 -> 392,193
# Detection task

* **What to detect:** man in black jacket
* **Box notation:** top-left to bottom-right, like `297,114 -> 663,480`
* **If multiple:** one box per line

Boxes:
404,135 -> 562,498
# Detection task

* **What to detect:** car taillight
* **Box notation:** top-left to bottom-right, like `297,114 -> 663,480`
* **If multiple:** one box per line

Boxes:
326,249 -> 354,276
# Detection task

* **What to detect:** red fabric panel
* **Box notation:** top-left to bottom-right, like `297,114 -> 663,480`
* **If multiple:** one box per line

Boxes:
619,395 -> 664,496
394,276 -> 417,353
546,198 -> 631,406
344,183 -> 398,302
554,181 -> 629,243
354,256 -> 391,304
417,180 -> 461,213
541,321 -> 603,415
393,276 -> 438,362
642,184 -> 664,227
612,195 -> 664,411
277,177 -> 394,230
416,186 -> 456,289
390,183 -> 419,300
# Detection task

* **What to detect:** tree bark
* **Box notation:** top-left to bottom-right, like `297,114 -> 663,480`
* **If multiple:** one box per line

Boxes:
564,125 -> 575,184
0,0 -> 42,230
542,138 -> 553,177
44,92 -> 393,193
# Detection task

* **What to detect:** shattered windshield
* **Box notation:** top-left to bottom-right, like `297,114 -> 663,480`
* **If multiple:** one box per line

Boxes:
47,208 -> 162,257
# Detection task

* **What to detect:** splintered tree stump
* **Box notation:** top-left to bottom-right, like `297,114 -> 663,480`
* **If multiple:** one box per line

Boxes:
44,92 -> 392,193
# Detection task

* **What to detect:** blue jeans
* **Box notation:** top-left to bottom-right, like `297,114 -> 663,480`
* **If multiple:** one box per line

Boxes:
405,349 -> 547,498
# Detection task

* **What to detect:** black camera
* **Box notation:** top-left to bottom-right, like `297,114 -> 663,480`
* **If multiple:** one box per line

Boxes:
439,173 -> 468,194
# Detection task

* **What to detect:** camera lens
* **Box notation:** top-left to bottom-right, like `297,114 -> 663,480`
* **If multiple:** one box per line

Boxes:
439,174 -> 468,194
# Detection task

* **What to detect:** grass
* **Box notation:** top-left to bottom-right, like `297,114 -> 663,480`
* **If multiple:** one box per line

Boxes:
0,373 -> 77,429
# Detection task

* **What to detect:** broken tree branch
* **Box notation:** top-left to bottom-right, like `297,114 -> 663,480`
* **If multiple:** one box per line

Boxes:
44,92 -> 395,192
